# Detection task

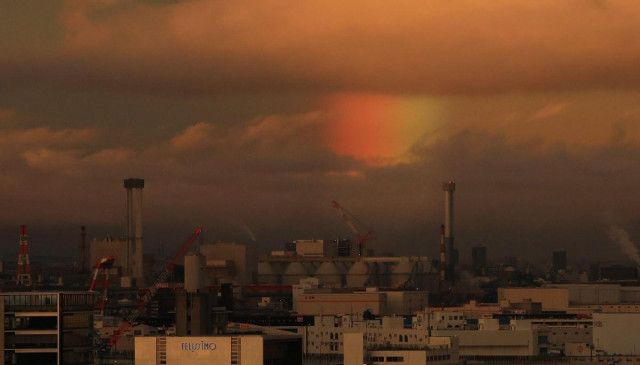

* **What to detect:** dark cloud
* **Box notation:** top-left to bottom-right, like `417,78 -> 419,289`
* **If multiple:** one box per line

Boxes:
3,1 -> 640,95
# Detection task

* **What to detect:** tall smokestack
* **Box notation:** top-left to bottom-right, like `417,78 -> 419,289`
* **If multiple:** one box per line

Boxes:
124,178 -> 144,287
443,181 -> 456,280
439,224 -> 446,282
16,225 -> 32,286
79,226 -> 87,273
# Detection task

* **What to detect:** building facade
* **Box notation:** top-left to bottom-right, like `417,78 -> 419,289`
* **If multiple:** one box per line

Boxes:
0,292 -> 94,365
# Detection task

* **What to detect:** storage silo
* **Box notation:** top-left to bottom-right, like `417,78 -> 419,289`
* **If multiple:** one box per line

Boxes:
346,261 -> 372,288
390,260 -> 415,288
257,261 -> 278,284
315,261 -> 343,287
282,261 -> 309,285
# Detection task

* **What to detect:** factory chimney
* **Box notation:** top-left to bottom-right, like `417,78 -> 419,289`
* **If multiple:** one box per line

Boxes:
439,224 -> 446,283
16,225 -> 32,286
79,226 -> 87,273
442,181 -> 457,280
124,178 -> 144,287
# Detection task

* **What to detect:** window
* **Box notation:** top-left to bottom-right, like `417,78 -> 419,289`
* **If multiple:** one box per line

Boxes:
386,356 -> 404,362
370,356 -> 385,362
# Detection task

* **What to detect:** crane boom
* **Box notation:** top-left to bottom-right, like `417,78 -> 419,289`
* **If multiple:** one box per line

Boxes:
331,200 -> 374,256
108,226 -> 203,347
89,256 -> 116,316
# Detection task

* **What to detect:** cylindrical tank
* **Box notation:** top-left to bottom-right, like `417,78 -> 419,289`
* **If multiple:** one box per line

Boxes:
346,261 -> 371,288
390,260 -> 415,288
258,262 -> 278,284
281,262 -> 308,285
315,262 -> 343,287
184,253 -> 204,292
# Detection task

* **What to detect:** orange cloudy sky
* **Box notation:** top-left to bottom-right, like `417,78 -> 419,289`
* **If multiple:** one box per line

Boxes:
2,0 -> 640,262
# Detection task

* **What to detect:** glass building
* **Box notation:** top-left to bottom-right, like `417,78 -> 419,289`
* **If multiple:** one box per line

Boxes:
0,292 -> 94,365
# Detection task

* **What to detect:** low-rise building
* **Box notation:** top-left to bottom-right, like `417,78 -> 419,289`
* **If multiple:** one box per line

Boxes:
498,287 -> 569,311
593,312 -> 640,355
344,331 -> 458,365
134,325 -> 302,365
294,289 -> 428,316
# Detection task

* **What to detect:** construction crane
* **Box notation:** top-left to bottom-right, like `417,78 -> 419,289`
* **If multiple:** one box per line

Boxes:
89,256 -> 116,316
331,200 -> 374,257
108,226 -> 203,347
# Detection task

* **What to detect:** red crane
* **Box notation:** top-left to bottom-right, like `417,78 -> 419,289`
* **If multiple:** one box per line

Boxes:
331,200 -> 374,257
90,256 -> 116,316
108,226 -> 203,347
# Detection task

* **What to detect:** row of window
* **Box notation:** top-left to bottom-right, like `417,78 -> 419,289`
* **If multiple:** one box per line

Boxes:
427,354 -> 451,362
549,330 -> 591,336
369,356 -> 405,363
439,315 -> 463,321
3,294 -> 57,310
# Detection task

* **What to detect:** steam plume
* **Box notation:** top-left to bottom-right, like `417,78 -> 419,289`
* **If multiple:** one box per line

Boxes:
609,225 -> 640,266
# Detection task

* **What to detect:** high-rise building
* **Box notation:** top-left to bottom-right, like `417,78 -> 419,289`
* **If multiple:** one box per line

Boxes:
472,246 -> 487,276
553,251 -> 567,272
124,178 -> 144,287
0,291 -> 94,365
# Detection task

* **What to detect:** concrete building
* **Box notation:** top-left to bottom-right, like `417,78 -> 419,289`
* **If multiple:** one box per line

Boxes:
545,283 -> 640,306
0,291 -> 94,365
593,312 -> 640,355
135,326 -> 302,365
498,287 -> 569,311
432,320 -> 541,360
302,315 -> 456,359
201,242 -> 257,285
343,331 -> 458,365
294,239 -> 331,257
509,318 -> 592,355
90,237 -> 127,274
294,290 -> 428,316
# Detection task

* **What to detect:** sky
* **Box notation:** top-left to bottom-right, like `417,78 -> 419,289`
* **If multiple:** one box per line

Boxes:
2,0 -> 640,264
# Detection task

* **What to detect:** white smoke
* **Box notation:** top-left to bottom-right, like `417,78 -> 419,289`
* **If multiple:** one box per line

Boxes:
609,225 -> 640,266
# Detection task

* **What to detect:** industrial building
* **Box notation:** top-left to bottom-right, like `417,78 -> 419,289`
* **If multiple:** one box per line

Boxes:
294,289 -> 428,316
134,326 -> 302,365
200,241 -> 258,285
0,291 -> 94,365
498,287 -> 570,311
432,321 -> 541,360
299,314 -> 458,359
258,255 -> 437,290
344,331 -> 458,365
593,312 -> 640,355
